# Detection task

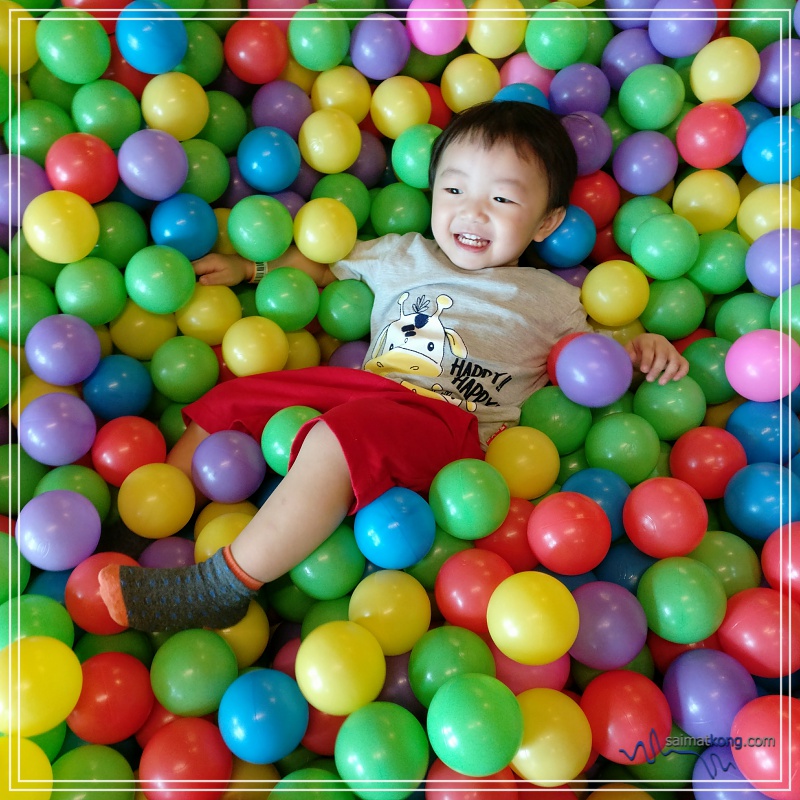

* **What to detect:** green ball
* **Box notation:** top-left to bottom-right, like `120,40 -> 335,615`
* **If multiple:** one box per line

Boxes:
150,335 -> 220,404
261,404 -> 321,476
714,292 -> 773,341
0,444 -> 49,516
370,182 -> 431,236
288,5 -> 351,72
580,15 -> 615,66
603,102 -> 637,157
4,98 -> 75,165
263,573 -> 317,623
311,172 -> 372,229
427,672 -> 523,778
683,336 -> 735,405
401,45 -> 451,82
0,345 -> 18,411
271,767 -> 354,800
300,596 -> 351,640
619,64 -> 686,131
72,79 -> 142,150
73,629 -> 155,667
591,390 -> 635,422
639,277 -> 706,340
632,375 -> 707,441
728,0 -> 796,50
631,213 -> 699,280
175,20 -> 224,86
149,629 -> 238,716
612,195 -> 673,255
29,721 -> 67,764
627,722 -> 702,783
198,90 -> 248,155
159,402 -> 188,450
428,458 -> 510,540
290,522 -> 365,601
0,275 -> 58,344
408,625 -> 495,707
0,594 -> 75,650
557,448 -> 588,484
685,229 -> 749,295
34,464 -> 111,520
317,279 -> 374,341
391,123 -> 442,190
404,525 -> 473,591
35,10 -> 111,84
54,256 -> 127,326
180,138 -> 231,205
636,556 -> 727,644
0,535 -> 31,606
202,0 -> 242,36
687,529 -> 762,598
51,744 -> 135,794
256,267 -> 320,332
770,285 -> 800,343
584,412 -> 661,486
228,195 -> 295,263
526,2 -> 588,70
519,385 -> 593,455
11,230 -> 64,287
0,65 -> 11,126
92,201 -> 149,268
26,61 -> 80,112
124,245 -> 196,315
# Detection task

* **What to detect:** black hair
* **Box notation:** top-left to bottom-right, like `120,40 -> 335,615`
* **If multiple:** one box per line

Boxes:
428,100 -> 578,213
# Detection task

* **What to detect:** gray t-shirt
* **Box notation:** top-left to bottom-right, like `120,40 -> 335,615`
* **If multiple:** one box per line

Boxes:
331,232 -> 591,447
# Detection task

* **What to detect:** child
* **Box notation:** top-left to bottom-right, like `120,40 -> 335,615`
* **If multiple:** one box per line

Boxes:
99,101 -> 688,632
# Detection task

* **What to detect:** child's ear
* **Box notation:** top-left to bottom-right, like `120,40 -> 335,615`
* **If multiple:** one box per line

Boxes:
532,207 -> 567,242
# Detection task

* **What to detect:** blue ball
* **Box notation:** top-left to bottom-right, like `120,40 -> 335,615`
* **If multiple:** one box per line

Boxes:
150,193 -> 219,261
237,126 -> 301,194
562,467 -> 631,541
741,115 -> 800,184
531,204 -> 596,269
723,462 -> 800,541
354,487 -> 436,569
116,0 -> 188,75
218,669 -> 309,765
493,83 -> 550,109
729,100 -> 772,166
534,565 -> 595,591
594,540 -> 657,593
726,400 -> 800,465
82,354 -> 153,420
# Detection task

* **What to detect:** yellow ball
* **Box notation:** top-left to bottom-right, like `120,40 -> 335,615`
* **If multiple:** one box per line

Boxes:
194,512 -> 253,562
737,183 -> 800,244
295,620 -> 386,716
317,330 -> 343,363
280,56 -> 318,94
0,0 -> 38,74
672,169 -> 740,234
370,76 -> 432,139
348,570 -> 431,656
293,197 -> 358,263
440,53 -> 502,113
512,688 -> 593,787
212,208 -> 237,254
589,318 -> 646,347
109,299 -> 178,361
117,462 -> 196,539
485,425 -> 560,500
0,736 -> 52,800
311,65 -> 372,122
298,107 -> 362,174
194,500 -> 258,538
221,758 -> 280,800
10,374 -> 79,428
175,283 -> 243,345
467,0 -> 527,59
222,315 -> 290,376
587,784 -> 654,800
580,259 -> 651,327
141,71 -> 210,141
690,36 -> 760,104
487,571 -> 580,665
0,636 -> 83,737
94,323 -> 114,358
284,329 -> 322,370
22,190 -> 99,264
214,600 -> 270,669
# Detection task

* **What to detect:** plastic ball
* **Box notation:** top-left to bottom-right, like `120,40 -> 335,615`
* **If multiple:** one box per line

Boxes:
391,122 -> 441,190
690,36 -> 761,103
310,65 -> 370,124
53,257 -> 126,327
298,108 -> 362,174
648,0 -> 717,58
484,425 -> 560,500
676,101 -> 747,169
286,5 -> 350,72
350,12 -> 410,80
584,412 -> 661,486
618,64 -> 686,131
440,53 -> 500,113
0,593 -> 75,650
406,0 -> 468,57
525,2 -> 588,71
44,132 -> 117,206
673,168 -> 741,237
669,426 -> 747,499
223,18 -> 289,84
487,571 -> 580,665
293,197 -> 358,263
761,523 -> 800,606
751,36 -> 800,109
237,125 -> 301,194
639,276 -> 706,340
260,404 -> 320,476
228,194 -> 295,263
24,313 -> 100,387
317,277 -> 373,341
0,736 -> 52,799
18,392 -> 96,467
22,189 -> 99,264
533,204 -> 596,269
370,75 -> 432,139
725,328 -> 800,403
745,227 -> 800,299
311,172 -> 372,228
467,0 -> 526,59
192,430 -> 267,504
633,374 -> 707,441
117,128 -> 189,201
175,284 -> 242,346
116,0 -> 188,75
580,259 -> 650,327
742,115 -> 800,186
222,316 -> 289,377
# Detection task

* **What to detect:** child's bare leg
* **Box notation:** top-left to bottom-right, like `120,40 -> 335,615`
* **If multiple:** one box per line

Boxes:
166,421 -> 211,507
99,422 -> 355,632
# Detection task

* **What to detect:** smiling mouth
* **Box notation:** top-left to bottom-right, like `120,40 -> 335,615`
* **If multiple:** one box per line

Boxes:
455,233 -> 490,250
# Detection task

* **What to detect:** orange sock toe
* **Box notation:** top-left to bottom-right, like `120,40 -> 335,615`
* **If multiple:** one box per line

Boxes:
98,565 -> 130,628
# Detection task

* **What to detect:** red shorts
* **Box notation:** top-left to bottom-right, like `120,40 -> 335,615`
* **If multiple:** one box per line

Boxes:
182,367 -> 484,512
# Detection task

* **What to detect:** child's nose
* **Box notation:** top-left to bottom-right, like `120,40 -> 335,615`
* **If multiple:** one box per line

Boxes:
460,200 -> 489,223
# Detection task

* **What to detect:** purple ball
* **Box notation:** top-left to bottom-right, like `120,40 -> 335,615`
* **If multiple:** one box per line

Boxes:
328,340 -> 369,369
0,409 -> 10,447
251,80 -> 313,140
377,651 -> 426,719
118,129 -> 189,201
561,111 -> 614,176
0,154 -> 52,227
217,157 -> 257,208
17,489 -> 102,571
601,28 -> 664,91
350,13 -> 410,81
19,393 -> 97,467
549,64 -> 611,116
751,38 -> 800,109
25,314 -> 102,386
604,0 -> 659,29
346,130 -> 388,189
569,581 -> 648,670
745,227 -> 800,298
191,429 -> 267,503
139,535 -> 197,568
552,264 -> 588,288
555,333 -> 634,408
663,649 -> 758,739
612,129 -> 678,195
289,159 -> 323,199
269,190 -> 305,219
692,745 -> 771,800
647,0 -> 717,58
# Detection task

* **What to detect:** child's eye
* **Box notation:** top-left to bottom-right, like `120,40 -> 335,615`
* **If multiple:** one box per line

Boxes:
493,196 -> 514,204
444,187 -> 462,195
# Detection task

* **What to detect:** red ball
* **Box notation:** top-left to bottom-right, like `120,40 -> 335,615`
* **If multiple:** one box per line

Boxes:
223,19 -> 289,85
590,223 -> 630,265
65,551 -> 139,635
136,699 -> 181,750
139,717 -> 233,800
669,426 -> 747,499
61,0 -> 127,33
301,705 -> 347,756
761,523 -> 800,606
671,326 -> 714,354
526,491 -> 611,575
676,101 -> 747,169
45,132 -> 119,204
546,332 -> 585,385
435,549 -> 514,635
66,652 -> 155,744
91,415 -> 167,487
579,671 -> 672,765
422,81 -> 453,131
425,759 -> 518,800
569,169 -> 621,231
474,496 -> 538,572
646,629 -> 721,675
622,477 -> 708,558
489,641 -> 570,695
716,587 -> 800,679
102,36 -> 151,100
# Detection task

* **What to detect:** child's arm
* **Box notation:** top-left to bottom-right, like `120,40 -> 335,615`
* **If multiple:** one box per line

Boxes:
193,247 -> 336,288
626,333 -> 690,385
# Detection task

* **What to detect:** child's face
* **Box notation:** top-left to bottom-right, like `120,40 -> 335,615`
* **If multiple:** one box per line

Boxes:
430,137 -> 566,271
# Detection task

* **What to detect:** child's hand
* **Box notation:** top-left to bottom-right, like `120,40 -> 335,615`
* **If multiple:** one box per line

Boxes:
193,252 -> 252,286
625,333 -> 689,385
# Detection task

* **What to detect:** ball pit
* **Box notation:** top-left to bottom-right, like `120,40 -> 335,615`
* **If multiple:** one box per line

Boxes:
3,1 -> 800,797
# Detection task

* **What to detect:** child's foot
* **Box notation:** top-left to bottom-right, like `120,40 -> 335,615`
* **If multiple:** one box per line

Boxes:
98,546 -> 263,632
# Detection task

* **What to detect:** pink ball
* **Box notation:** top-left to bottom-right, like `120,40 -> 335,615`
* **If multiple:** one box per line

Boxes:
499,53 -> 556,96
724,328 -> 800,402
247,0 -> 306,32
406,0 -> 468,56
